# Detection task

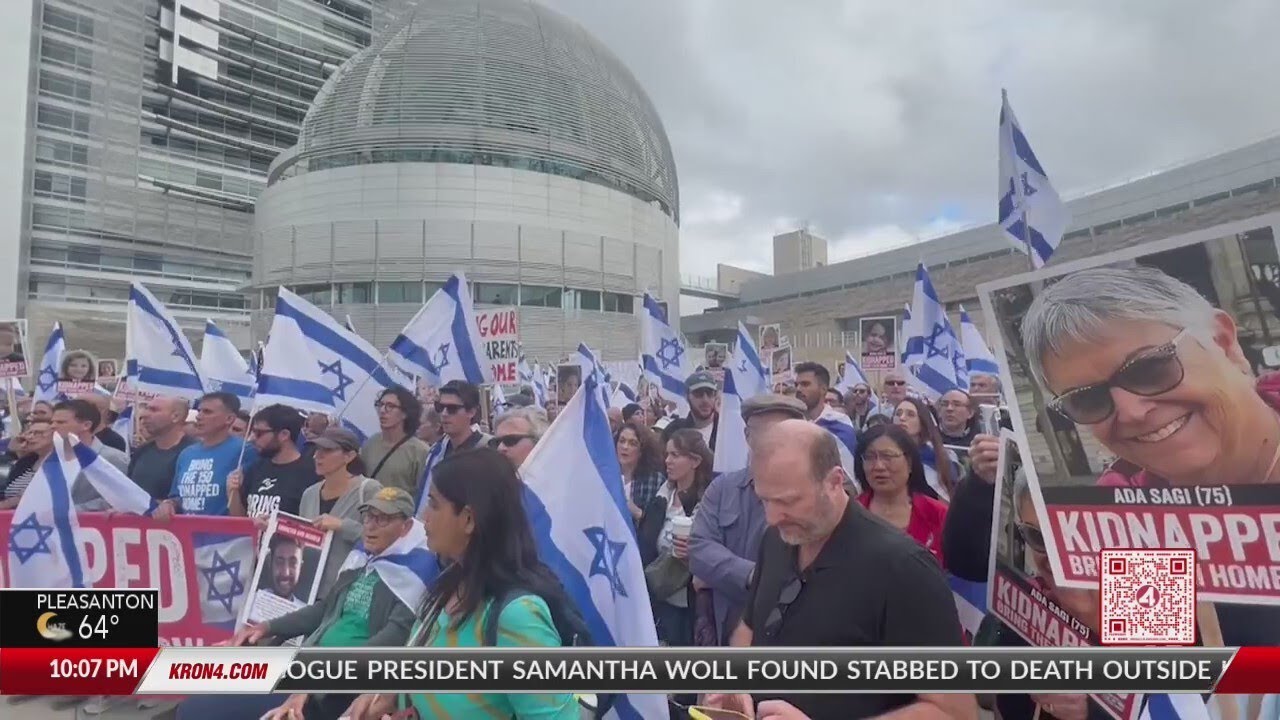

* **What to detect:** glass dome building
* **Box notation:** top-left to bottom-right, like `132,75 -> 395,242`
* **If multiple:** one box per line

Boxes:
251,0 -> 680,361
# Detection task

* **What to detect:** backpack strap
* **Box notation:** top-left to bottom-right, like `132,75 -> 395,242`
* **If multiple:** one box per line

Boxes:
482,590 -> 526,647
369,435 -> 412,480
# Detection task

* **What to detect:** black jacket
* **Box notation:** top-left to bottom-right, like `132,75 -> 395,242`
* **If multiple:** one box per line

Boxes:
661,412 -> 718,451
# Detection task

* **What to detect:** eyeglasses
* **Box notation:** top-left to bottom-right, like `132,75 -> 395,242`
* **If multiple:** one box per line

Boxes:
1016,522 -> 1046,553
374,401 -> 403,412
883,380 -> 906,387
763,574 -> 804,639
689,387 -> 717,398
860,450 -> 905,465
1049,329 -> 1189,425
434,402 -> 467,415
249,427 -> 277,437
360,511 -> 404,527
488,434 -> 532,448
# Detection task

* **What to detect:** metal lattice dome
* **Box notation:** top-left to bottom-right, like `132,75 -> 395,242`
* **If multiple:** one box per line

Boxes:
269,0 -> 679,222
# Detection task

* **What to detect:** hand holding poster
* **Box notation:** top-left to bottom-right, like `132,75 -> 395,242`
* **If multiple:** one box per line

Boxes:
239,512 -> 333,641
977,216 -> 1280,618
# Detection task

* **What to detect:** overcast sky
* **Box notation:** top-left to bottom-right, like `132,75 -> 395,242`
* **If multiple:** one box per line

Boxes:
542,0 -> 1280,289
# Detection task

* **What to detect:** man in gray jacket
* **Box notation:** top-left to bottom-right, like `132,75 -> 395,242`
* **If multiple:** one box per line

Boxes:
690,393 -> 806,644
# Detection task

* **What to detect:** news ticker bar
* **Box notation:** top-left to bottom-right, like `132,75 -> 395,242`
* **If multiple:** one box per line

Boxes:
3,647 -> 1280,697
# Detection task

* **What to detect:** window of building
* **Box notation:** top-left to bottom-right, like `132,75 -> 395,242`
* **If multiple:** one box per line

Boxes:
520,285 -> 561,308
37,103 -> 91,136
577,289 -> 602,311
293,283 -> 332,305
40,37 -> 93,72
42,5 -> 94,39
33,170 -> 87,201
36,138 -> 88,166
39,70 -> 92,104
475,282 -> 518,306
260,287 -> 279,310
378,281 -> 423,304
603,292 -> 634,314
336,282 -> 371,304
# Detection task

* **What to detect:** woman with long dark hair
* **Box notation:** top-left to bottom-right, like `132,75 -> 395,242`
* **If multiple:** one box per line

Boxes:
638,428 -> 713,648
854,423 -> 948,567
893,396 -> 958,500
614,420 -> 665,522
342,448 -> 581,720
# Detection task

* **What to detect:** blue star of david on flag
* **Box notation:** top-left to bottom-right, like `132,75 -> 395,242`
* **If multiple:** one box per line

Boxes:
37,366 -> 57,393
319,358 -> 354,402
584,526 -> 628,599
433,343 -> 451,374
199,550 -> 245,615
9,513 -> 55,564
656,337 -> 684,371
924,324 -> 949,360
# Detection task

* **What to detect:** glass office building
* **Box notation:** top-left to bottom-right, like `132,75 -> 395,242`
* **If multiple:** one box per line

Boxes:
9,0 -> 370,355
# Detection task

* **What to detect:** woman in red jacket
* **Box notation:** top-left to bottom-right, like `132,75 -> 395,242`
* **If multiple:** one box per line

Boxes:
852,423 -> 948,567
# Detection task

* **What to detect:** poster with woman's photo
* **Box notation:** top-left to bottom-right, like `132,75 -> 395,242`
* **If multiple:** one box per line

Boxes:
986,430 -> 1141,720
96,359 -> 120,385
557,363 -> 582,406
239,512 -> 332,641
0,320 -> 29,378
859,316 -> 897,369
758,324 -> 781,354
977,214 -> 1280,607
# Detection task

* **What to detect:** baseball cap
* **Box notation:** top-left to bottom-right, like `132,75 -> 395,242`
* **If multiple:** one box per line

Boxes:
311,426 -> 361,452
686,371 -> 718,392
741,393 -> 807,422
359,486 -> 415,518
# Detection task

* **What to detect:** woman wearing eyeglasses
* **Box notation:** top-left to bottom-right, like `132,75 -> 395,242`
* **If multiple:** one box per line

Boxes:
341,449 -> 583,720
852,424 -> 948,567
892,397 -> 958,500
614,420 -> 665,523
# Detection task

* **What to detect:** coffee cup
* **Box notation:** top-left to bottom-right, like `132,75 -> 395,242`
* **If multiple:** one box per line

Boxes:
670,515 -> 693,539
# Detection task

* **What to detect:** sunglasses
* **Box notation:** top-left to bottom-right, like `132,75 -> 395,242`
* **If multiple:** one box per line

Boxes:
1049,329 -> 1188,425
435,402 -> 468,415
763,574 -> 804,639
1016,522 -> 1046,553
883,380 -> 906,387
488,434 -> 532,448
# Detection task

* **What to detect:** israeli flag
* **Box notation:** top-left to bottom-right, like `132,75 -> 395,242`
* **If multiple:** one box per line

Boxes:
491,382 -> 508,416
712,366 -> 748,475
999,90 -> 1070,269
256,303 -> 336,416
959,306 -> 1000,378
814,406 -> 859,488
837,351 -> 880,417
519,369 -> 665,720
128,283 -> 205,400
948,574 -> 987,637
191,530 -> 255,629
640,293 -> 689,415
576,343 -> 612,408
276,288 -> 411,442
7,436 -> 155,588
388,272 -> 492,386
34,321 -> 65,403
338,517 -> 439,611
200,320 -> 255,403
949,322 -> 970,393
901,302 -> 922,368
112,405 -> 134,456
908,264 -> 964,400
518,356 -> 544,408
1141,695 -> 1212,720
920,444 -> 953,501
730,321 -> 768,400
610,381 -> 637,410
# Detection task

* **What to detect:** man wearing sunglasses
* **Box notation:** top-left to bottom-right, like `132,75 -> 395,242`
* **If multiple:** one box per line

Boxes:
707,420 -> 975,720
490,406 -> 548,469
414,380 -> 492,504
661,371 -> 720,451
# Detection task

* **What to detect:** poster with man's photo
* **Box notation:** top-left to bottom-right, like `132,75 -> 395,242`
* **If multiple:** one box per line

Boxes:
239,512 -> 332,642
0,320 -> 30,378
986,430 -> 1141,720
859,316 -> 897,369
703,342 -> 728,369
977,213 -> 1280,608
769,344 -> 793,384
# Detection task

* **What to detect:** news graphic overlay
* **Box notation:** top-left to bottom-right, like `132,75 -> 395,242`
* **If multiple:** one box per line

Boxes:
0,588 -> 159,695
1102,549 -> 1197,645
976,222 -> 1280,608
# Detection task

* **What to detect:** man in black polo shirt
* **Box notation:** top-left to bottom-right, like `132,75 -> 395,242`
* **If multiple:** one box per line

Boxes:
707,420 -> 976,720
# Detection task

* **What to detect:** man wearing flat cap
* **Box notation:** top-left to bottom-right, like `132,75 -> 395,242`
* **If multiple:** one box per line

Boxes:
662,370 -> 721,450
689,393 -> 805,644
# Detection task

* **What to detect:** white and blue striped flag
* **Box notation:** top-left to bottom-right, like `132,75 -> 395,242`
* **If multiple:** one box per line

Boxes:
256,301 -> 336,416
948,574 -> 987,638
519,367 -> 665,720
388,272 -> 492,387
7,435 -> 155,588
276,287 -> 412,442
1140,694 -> 1212,720
518,356 -> 544,408
908,264 -> 964,401
730,321 -> 769,400
949,322 -> 970,393
959,306 -> 1000,378
610,381 -> 637,410
815,405 -> 859,489
576,343 -> 613,409
128,283 -> 205,400
836,350 -> 880,417
712,365 -> 748,475
640,293 -> 690,415
200,320 -> 255,404
338,516 -> 439,611
34,322 -> 65,403
999,90 -> 1070,268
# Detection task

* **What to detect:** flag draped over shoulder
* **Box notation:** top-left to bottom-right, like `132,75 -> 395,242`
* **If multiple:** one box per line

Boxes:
338,518 -> 439,611
518,370 -> 665,720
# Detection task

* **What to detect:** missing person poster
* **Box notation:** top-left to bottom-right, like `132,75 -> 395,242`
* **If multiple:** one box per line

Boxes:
704,342 -> 728,369
556,363 -> 582,406
769,344 -> 793,384
239,512 -> 332,641
978,214 -> 1280,609
97,359 -> 120,384
987,430 -> 1141,720
0,320 -> 29,379
860,316 -> 897,370
758,324 -> 781,354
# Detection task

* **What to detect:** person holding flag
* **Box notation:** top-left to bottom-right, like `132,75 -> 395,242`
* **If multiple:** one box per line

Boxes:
836,351 -> 879,429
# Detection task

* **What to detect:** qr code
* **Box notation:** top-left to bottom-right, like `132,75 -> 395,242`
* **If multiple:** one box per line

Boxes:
1100,549 -> 1196,645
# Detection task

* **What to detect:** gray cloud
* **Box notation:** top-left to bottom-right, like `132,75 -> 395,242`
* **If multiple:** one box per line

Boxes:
542,0 -> 1280,285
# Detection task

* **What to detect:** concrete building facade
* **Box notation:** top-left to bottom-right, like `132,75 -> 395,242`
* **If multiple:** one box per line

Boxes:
772,228 -> 827,275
